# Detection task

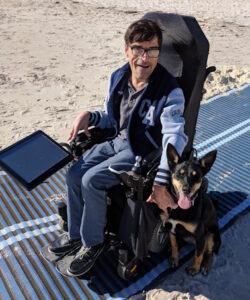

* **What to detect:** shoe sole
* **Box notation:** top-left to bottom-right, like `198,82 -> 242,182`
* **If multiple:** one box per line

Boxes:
48,241 -> 82,255
66,244 -> 106,277
41,241 -> 82,263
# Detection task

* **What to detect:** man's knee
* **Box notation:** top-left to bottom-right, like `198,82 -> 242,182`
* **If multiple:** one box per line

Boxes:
82,168 -> 115,191
82,169 -> 98,190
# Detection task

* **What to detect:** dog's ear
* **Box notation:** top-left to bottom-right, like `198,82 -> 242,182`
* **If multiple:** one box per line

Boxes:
199,150 -> 217,176
167,143 -> 180,171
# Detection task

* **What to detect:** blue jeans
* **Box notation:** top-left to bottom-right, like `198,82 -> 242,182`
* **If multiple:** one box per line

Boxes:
66,137 -> 135,247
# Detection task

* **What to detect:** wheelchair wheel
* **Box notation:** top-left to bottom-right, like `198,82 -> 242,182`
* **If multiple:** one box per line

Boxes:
58,201 -> 68,232
148,220 -> 170,253
117,251 -> 140,281
59,218 -> 68,232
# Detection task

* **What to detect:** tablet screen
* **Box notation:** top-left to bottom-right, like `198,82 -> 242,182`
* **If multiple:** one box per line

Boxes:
0,131 -> 73,190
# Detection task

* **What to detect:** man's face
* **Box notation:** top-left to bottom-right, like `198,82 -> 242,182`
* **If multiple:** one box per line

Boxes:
125,36 -> 159,83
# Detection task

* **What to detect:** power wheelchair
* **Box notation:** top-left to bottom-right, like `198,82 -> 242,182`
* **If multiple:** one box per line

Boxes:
58,12 -> 215,281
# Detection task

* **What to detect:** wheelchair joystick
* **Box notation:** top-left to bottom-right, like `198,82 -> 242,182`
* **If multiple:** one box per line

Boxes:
132,156 -> 142,175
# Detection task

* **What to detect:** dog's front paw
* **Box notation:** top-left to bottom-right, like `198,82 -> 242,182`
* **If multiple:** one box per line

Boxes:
201,266 -> 210,276
185,265 -> 200,276
169,255 -> 179,268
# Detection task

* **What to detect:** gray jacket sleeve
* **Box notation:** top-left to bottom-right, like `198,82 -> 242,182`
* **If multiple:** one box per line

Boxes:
154,87 -> 188,187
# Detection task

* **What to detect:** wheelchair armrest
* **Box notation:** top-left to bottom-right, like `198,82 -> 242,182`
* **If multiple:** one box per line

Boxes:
109,166 -> 140,190
109,148 -> 162,191
71,127 -> 116,157
141,147 -> 162,170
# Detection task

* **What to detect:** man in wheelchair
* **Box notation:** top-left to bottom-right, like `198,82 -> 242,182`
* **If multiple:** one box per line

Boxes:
49,19 -> 188,277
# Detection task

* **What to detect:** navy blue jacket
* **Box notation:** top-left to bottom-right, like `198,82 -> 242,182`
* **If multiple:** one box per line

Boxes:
89,63 -> 188,186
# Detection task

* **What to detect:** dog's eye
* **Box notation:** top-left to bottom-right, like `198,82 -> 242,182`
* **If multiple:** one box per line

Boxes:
177,169 -> 185,178
180,168 -> 184,175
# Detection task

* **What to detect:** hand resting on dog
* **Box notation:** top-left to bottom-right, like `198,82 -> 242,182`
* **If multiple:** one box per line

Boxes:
147,185 -> 178,216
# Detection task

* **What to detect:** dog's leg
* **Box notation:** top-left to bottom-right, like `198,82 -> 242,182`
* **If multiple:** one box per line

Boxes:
169,233 -> 179,268
202,233 -> 214,276
186,237 -> 205,276
186,249 -> 205,276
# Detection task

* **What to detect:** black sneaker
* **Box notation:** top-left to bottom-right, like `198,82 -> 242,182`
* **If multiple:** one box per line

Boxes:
49,233 -> 81,254
67,242 -> 106,276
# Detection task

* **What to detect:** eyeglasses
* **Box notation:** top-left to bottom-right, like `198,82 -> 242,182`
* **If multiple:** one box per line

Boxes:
129,45 -> 160,58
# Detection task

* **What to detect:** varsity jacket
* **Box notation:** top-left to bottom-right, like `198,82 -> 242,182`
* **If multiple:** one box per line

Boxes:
89,63 -> 188,186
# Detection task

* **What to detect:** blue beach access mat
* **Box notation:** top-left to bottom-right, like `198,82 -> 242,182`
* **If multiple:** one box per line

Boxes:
0,85 -> 249,299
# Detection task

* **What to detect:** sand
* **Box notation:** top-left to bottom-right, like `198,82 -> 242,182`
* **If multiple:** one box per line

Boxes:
0,0 -> 249,149
0,1 -> 249,299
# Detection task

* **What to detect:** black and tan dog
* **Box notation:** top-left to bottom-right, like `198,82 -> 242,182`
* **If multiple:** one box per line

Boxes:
164,144 -> 221,276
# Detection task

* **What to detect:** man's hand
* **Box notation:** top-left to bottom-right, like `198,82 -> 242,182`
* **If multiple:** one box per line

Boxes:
147,185 -> 178,216
68,111 -> 90,144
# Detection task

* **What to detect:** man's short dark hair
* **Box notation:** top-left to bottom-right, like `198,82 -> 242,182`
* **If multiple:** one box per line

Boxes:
124,19 -> 163,49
